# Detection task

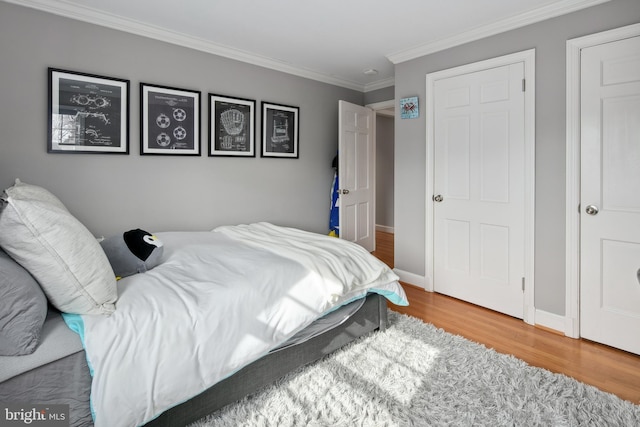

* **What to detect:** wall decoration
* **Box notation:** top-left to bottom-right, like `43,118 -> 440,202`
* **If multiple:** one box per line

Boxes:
209,94 -> 255,157
140,83 -> 200,156
261,102 -> 299,158
48,68 -> 129,154
400,96 -> 419,119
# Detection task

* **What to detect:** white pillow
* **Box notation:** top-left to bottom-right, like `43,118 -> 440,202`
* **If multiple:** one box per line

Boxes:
0,179 -> 117,315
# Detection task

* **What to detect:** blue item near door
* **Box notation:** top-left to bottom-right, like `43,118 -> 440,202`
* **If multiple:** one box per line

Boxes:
329,170 -> 339,237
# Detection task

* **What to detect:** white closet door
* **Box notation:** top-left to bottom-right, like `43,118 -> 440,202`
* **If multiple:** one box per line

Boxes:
433,62 -> 526,319
580,35 -> 640,355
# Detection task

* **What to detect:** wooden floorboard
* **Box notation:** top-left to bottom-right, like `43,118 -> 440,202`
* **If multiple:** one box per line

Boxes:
371,230 -> 640,404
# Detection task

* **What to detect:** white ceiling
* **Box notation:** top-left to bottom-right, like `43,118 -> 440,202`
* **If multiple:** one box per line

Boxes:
6,0 -> 608,91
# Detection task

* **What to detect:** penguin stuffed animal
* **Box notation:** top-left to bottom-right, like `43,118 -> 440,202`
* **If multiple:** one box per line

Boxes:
100,229 -> 164,280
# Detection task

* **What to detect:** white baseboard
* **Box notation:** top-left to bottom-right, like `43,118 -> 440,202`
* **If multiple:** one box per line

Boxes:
534,309 -> 567,335
393,268 -> 427,289
394,270 -> 572,336
375,224 -> 394,234
394,265 -> 571,336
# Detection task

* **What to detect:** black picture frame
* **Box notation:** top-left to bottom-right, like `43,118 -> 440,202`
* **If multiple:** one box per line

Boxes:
209,94 -> 255,157
140,83 -> 201,156
261,102 -> 299,158
48,68 -> 129,154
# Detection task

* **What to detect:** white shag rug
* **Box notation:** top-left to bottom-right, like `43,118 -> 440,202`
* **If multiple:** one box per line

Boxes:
189,311 -> 640,426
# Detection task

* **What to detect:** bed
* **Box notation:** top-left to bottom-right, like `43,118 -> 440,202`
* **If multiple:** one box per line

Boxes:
0,180 -> 407,426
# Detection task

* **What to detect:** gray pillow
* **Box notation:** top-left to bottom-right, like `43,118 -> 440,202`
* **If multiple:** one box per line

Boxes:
0,248 -> 48,356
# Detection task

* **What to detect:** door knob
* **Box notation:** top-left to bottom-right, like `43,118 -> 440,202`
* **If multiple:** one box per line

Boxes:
585,205 -> 599,215
340,189 -> 350,195
433,194 -> 443,202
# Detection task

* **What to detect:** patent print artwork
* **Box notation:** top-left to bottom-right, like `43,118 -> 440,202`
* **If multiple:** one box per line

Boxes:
48,68 -> 129,154
141,83 -> 201,156
261,102 -> 299,158
209,94 -> 255,157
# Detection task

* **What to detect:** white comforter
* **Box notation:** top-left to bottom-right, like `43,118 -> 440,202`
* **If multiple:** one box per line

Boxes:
63,223 -> 406,427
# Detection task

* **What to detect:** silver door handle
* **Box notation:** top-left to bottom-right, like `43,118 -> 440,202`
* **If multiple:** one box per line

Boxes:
340,189 -> 350,195
585,205 -> 599,215
433,194 -> 443,202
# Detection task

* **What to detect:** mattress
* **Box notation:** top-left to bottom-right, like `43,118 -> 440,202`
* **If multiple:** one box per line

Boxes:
0,309 -> 83,383
271,296 -> 365,351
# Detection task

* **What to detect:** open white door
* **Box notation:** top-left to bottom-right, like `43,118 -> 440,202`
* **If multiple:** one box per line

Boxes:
579,35 -> 640,355
338,100 -> 375,252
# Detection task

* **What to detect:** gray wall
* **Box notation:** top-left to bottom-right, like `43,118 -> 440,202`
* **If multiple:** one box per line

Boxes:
0,2 -> 362,238
394,0 -> 640,315
376,115 -> 394,229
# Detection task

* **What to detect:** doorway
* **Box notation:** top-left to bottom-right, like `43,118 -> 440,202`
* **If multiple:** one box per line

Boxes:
367,100 -> 395,235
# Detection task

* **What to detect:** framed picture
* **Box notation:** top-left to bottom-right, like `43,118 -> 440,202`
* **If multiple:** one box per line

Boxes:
48,68 -> 129,154
209,94 -> 255,157
140,83 -> 200,156
261,102 -> 299,158
400,96 -> 419,119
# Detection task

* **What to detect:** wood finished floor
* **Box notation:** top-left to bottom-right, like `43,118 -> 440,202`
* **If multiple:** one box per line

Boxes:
371,231 -> 640,405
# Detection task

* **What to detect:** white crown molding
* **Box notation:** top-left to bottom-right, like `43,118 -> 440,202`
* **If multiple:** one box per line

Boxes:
387,0 -> 611,64
5,0 -> 610,91
363,76 -> 395,93
3,0 -> 368,92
